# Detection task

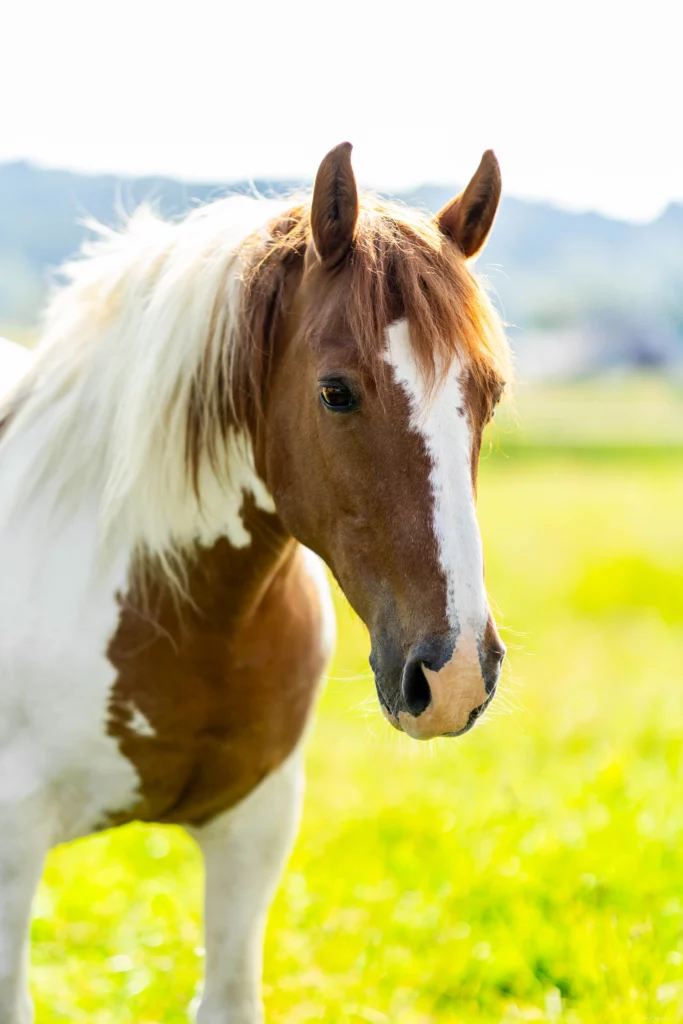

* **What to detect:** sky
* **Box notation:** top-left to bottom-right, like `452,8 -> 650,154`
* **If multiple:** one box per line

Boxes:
2,0 -> 682,222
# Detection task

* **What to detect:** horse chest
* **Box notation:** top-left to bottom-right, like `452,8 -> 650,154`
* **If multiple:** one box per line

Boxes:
106,544 -> 333,828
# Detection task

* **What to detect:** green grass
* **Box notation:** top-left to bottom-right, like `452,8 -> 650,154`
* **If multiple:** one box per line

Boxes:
31,379 -> 683,1022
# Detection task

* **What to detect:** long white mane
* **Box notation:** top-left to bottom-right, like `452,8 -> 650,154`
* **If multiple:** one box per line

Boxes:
0,336 -> 33,396
0,196 -> 285,565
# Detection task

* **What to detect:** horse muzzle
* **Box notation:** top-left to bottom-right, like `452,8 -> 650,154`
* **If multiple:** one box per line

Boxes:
373,629 -> 505,740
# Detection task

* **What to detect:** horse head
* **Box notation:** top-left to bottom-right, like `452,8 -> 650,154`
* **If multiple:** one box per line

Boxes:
246,144 -> 509,739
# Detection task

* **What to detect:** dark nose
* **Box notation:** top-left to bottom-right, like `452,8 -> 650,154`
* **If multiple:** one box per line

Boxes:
481,637 -> 506,693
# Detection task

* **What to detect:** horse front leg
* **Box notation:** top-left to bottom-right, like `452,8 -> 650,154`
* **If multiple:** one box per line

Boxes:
189,749 -> 305,1024
0,794 -> 52,1024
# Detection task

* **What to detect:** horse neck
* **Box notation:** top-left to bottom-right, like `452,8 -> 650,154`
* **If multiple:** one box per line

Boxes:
135,499 -> 297,633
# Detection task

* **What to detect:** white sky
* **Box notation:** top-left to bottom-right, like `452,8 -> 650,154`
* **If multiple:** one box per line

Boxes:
2,0 -> 682,222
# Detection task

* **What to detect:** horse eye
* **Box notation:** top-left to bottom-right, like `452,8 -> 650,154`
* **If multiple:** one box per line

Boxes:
319,382 -> 357,412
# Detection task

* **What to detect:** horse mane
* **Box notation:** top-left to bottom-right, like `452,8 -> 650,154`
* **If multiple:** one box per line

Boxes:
0,192 -> 509,568
0,196 -> 286,568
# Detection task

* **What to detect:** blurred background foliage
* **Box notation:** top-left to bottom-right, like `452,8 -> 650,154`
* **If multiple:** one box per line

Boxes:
2,161 -> 682,1022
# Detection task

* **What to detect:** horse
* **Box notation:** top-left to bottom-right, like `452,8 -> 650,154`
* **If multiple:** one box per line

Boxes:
0,142 -> 510,1023
0,337 -> 30,394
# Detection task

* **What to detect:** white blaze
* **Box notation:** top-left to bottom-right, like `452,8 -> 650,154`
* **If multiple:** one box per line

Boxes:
385,320 -> 487,637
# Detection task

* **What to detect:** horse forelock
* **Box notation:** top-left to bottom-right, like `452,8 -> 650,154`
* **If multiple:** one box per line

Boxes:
344,199 -> 509,398
228,196 -> 510,431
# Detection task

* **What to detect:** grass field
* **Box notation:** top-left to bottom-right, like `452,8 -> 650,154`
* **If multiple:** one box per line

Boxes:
29,377 -> 683,1023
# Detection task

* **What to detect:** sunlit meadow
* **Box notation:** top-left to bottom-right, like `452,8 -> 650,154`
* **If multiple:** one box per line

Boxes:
30,377 -> 683,1023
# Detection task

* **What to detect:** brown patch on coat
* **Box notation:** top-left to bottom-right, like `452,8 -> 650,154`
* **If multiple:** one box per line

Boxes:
106,500 -> 327,828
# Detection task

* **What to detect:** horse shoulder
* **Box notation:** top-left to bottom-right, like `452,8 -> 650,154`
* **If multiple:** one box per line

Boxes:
105,541 -> 335,829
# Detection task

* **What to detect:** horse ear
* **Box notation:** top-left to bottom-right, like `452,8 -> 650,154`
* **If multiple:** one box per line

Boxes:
311,142 -> 359,270
436,150 -> 501,259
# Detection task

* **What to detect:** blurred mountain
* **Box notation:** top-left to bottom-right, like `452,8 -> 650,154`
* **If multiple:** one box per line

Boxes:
404,185 -> 683,329
2,161 -> 682,374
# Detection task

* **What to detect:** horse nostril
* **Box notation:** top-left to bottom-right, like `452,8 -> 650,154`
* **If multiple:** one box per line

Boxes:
401,656 -> 432,717
492,642 -> 506,667
482,640 -> 506,692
